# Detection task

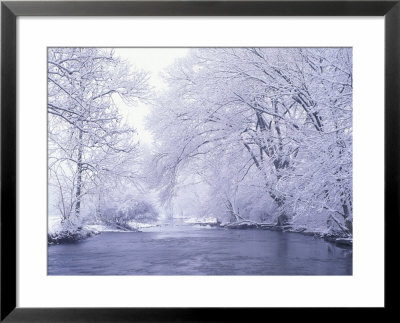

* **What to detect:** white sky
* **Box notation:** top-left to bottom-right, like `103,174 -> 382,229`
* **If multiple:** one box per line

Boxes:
113,48 -> 190,146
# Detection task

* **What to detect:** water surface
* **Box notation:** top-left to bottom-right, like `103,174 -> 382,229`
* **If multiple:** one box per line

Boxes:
48,225 -> 352,275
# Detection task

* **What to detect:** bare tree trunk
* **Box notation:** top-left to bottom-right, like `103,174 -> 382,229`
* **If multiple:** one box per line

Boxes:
75,128 -> 83,218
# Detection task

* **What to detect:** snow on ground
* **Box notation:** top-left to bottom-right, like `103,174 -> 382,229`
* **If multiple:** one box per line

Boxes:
126,221 -> 158,230
85,222 -> 159,232
49,215 -> 160,234
85,224 -> 124,232
182,217 -> 217,224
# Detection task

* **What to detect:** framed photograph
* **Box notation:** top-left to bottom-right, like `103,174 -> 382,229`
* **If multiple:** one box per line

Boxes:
1,0 -> 398,321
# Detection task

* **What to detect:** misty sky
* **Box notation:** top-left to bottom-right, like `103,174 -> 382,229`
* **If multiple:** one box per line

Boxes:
113,48 -> 189,146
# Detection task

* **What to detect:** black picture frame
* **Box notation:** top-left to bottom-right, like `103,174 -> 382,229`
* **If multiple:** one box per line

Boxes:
1,0 -> 399,321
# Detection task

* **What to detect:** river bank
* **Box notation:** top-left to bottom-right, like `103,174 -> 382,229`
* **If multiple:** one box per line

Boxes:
48,218 -> 352,248
47,221 -> 156,245
193,220 -> 353,248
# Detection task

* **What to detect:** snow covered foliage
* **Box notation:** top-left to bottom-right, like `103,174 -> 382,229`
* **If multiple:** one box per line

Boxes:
149,48 -> 352,236
48,48 -> 153,236
93,194 -> 158,230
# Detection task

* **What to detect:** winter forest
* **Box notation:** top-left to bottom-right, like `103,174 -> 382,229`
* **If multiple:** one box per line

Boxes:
48,48 -> 352,276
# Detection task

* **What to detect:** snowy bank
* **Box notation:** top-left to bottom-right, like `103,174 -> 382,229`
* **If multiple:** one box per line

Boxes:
48,227 -> 100,245
219,220 -> 352,247
86,221 -> 158,232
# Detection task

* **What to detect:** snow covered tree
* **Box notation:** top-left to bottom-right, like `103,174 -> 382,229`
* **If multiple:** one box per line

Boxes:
48,48 -> 149,225
150,48 -> 352,235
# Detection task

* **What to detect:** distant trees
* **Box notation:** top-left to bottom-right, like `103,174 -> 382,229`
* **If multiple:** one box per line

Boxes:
48,48 -> 150,226
150,48 -> 352,234
97,197 -> 158,230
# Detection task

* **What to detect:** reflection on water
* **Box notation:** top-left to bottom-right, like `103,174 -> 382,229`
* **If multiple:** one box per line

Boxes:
48,224 -> 352,275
